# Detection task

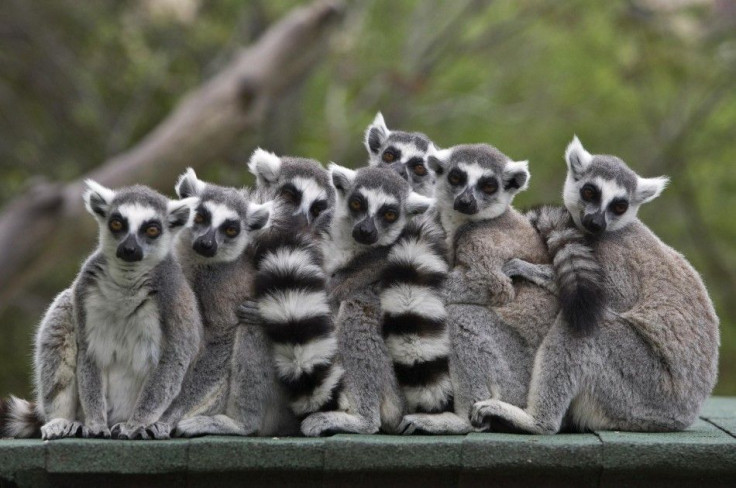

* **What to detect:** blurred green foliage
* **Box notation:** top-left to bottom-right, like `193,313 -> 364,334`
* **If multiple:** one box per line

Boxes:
1,0 -> 735,398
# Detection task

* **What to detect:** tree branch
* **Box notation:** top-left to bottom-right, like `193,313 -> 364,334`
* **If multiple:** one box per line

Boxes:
0,0 -> 344,309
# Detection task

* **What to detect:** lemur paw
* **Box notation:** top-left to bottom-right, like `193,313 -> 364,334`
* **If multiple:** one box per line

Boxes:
236,299 -> 261,325
490,278 -> 515,306
300,413 -> 342,437
173,416 -> 213,438
502,258 -> 531,279
470,399 -> 506,430
112,421 -> 170,440
40,418 -> 86,440
80,421 -> 111,439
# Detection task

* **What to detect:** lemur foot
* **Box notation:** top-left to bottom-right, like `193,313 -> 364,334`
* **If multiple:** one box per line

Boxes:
80,421 -> 111,439
40,418 -> 86,440
112,421 -> 170,440
399,412 -> 473,435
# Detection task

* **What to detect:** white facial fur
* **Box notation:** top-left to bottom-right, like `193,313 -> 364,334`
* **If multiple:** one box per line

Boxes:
291,176 -> 328,218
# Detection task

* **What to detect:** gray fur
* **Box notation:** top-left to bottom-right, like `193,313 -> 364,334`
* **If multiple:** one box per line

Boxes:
471,138 -> 719,433
8,182 -> 202,440
166,169 -> 298,437
429,144 -> 558,435
364,112 -> 438,197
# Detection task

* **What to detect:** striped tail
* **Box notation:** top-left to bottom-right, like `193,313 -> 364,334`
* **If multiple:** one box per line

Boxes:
379,217 -> 454,414
0,396 -> 42,438
526,205 -> 606,334
251,229 -> 344,418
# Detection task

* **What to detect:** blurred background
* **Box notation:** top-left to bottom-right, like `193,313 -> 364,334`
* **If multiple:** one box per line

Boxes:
1,0 -> 735,398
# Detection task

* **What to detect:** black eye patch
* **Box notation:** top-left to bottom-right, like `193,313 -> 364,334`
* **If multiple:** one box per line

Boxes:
477,177 -> 499,195
382,147 -> 401,163
108,212 -> 128,234
447,168 -> 467,186
279,183 -> 302,205
348,194 -> 367,213
580,184 -> 600,203
310,199 -> 328,217
194,205 -> 211,225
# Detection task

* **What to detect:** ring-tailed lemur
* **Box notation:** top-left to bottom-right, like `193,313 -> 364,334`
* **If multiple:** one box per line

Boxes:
471,136 -> 719,433
421,144 -> 563,433
299,165 -> 460,436
1,182 -> 201,440
161,169 -> 300,437
364,112 -> 438,197
247,148 -> 335,233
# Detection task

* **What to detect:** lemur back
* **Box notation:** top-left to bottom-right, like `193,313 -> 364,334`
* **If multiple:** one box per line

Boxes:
2,182 -> 201,440
471,137 -> 719,434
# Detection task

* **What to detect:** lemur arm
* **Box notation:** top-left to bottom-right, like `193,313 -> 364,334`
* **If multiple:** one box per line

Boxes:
74,282 -> 110,438
115,280 -> 202,439
449,244 -> 515,306
502,258 -> 558,295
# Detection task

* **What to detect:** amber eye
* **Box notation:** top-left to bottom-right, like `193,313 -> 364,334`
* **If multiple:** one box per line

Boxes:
194,213 -> 205,224
225,226 -> 240,237
581,185 -> 596,202
310,202 -> 326,217
109,219 -> 123,232
145,225 -> 161,238
480,182 -> 498,195
349,199 -> 362,211
413,164 -> 427,176
383,210 -> 398,222
382,151 -> 395,163
611,201 -> 629,215
448,174 -> 461,185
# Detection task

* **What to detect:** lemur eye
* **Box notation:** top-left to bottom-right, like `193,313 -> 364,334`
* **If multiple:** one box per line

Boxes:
349,199 -> 362,211
280,187 -> 298,204
310,201 -> 327,217
145,225 -> 161,238
611,201 -> 629,215
480,182 -> 498,195
448,173 -> 461,185
382,151 -> 396,163
580,185 -> 597,202
413,164 -> 427,176
194,213 -> 205,224
383,210 -> 398,222
109,219 -> 123,232
225,226 -> 240,237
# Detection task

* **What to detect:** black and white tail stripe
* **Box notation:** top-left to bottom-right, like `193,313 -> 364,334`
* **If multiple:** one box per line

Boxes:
379,217 -> 453,413
526,205 -> 606,334
0,396 -> 42,438
251,229 -> 345,418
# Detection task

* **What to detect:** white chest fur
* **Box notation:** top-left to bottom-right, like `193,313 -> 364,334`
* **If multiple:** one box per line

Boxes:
84,276 -> 162,424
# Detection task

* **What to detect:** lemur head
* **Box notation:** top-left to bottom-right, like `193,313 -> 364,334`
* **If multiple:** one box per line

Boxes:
428,143 -> 530,225
248,148 -> 334,228
175,168 -> 271,263
329,164 -> 433,247
563,136 -> 669,235
364,112 -> 437,197
83,180 -> 193,266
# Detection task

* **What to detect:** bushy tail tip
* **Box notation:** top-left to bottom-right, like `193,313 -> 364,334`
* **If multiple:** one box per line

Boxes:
1,396 -> 42,438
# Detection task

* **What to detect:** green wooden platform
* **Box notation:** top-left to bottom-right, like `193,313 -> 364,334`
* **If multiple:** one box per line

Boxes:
2,397 -> 736,488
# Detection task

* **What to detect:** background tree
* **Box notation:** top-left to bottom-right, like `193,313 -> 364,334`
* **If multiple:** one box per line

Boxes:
1,0 -> 734,397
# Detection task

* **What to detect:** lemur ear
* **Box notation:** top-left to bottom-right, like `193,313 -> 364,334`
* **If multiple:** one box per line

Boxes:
503,160 -> 530,194
365,112 -> 390,155
328,163 -> 356,197
167,197 -> 197,229
175,168 -> 206,199
247,200 -> 272,231
426,147 -> 451,175
565,135 -> 593,180
634,175 -> 669,204
406,192 -> 434,215
83,179 -> 116,219
248,148 -> 282,186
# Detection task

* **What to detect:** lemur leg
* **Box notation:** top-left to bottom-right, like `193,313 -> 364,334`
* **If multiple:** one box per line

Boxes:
174,414 -> 247,437
448,304 -> 530,423
34,290 -> 86,440
471,317 -> 585,434
503,258 -> 557,295
399,412 -> 473,435
224,324 -> 280,436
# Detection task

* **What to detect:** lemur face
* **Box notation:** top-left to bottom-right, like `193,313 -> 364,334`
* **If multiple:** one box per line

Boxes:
248,149 -> 334,228
563,136 -> 668,235
83,181 -> 193,265
364,112 -> 437,197
329,165 -> 433,247
428,144 -> 530,224
176,169 -> 270,263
